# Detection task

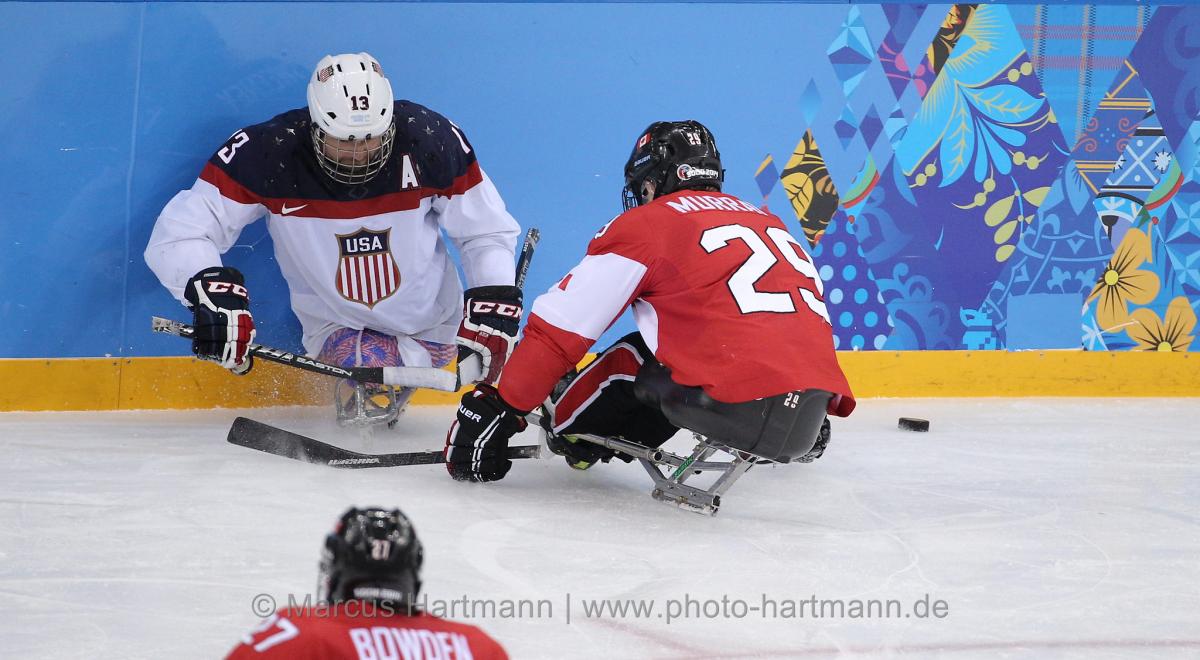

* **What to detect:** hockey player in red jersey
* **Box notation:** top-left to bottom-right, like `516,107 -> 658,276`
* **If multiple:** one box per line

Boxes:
227,507 -> 508,659
146,52 -> 523,428
444,120 -> 855,482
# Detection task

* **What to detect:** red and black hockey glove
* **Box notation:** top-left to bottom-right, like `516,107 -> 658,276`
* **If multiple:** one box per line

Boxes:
444,384 -> 528,482
184,266 -> 255,375
456,285 -> 522,386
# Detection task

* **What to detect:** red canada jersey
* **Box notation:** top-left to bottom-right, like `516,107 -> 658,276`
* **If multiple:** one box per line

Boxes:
499,190 -> 854,415
226,607 -> 508,660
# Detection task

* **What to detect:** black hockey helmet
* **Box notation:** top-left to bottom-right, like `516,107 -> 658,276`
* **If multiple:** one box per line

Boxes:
317,507 -> 423,604
622,120 -> 723,210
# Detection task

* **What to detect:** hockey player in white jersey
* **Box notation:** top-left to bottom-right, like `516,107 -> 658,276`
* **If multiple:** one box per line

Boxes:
146,52 -> 523,428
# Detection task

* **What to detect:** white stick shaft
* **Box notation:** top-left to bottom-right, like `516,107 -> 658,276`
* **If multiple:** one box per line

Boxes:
380,366 -> 459,391
456,354 -> 484,385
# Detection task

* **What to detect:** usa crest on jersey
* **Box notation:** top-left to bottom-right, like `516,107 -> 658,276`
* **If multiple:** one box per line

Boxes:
335,228 -> 401,308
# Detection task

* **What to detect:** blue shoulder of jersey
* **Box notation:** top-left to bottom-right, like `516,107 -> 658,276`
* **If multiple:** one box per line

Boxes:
393,100 -> 479,189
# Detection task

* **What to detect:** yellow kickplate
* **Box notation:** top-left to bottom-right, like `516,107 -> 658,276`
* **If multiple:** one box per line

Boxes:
838,350 -> 1199,397
0,358 -> 123,411
0,351 -> 1196,412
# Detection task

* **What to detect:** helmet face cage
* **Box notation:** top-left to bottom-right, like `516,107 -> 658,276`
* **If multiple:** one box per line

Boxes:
311,122 -> 396,186
622,120 -> 723,211
307,53 -> 396,186
316,507 -> 423,605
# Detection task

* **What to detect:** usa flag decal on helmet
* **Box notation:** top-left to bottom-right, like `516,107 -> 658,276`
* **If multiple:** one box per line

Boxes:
317,65 -> 335,82
335,228 -> 402,308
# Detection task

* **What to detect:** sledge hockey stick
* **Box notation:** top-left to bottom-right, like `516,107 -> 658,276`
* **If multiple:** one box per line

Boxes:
153,227 -> 537,390
151,317 -> 459,391
456,227 -> 540,384
515,226 -> 541,289
226,416 -> 540,468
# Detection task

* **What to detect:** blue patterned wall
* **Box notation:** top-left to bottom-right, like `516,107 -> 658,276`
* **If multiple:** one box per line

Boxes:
1,3 -> 1196,358
763,4 -> 1199,353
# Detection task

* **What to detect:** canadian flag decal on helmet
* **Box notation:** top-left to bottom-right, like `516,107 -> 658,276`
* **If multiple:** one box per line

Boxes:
636,133 -> 651,149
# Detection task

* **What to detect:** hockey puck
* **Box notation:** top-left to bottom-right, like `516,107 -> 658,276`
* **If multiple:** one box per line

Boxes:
898,417 -> 930,432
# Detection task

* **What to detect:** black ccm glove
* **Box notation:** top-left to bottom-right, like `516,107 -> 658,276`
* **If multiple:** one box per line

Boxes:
444,384 -> 528,482
183,266 -> 256,375
456,285 -> 523,386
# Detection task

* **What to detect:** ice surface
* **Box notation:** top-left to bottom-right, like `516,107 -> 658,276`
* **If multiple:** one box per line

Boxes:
1,399 -> 1198,659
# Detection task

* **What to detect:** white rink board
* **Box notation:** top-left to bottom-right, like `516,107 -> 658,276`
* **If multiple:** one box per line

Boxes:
1,399 -> 1198,659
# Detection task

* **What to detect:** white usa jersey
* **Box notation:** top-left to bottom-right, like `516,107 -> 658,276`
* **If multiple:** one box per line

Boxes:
145,102 -> 520,357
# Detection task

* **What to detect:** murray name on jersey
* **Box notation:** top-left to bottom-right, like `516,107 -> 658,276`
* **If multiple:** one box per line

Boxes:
664,193 -> 766,215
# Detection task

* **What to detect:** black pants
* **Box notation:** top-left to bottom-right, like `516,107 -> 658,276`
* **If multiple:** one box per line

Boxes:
547,333 -> 679,449
549,334 -> 832,461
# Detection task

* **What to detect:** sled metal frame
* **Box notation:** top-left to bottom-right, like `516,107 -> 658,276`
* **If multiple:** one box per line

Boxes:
567,431 -> 768,516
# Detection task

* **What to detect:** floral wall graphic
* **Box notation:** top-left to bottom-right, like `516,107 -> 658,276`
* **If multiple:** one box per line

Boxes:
767,3 -> 1199,352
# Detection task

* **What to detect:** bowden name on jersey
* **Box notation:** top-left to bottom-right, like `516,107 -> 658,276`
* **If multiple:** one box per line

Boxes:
147,100 -> 520,356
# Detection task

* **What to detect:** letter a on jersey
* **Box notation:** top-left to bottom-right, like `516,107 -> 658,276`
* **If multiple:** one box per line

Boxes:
335,228 -> 402,308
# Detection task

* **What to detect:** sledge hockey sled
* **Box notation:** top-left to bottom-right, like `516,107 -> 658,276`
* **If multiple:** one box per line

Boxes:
559,362 -> 833,516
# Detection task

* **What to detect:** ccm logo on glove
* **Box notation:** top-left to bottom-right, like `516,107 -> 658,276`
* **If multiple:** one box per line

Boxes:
469,301 -> 520,318
456,285 -> 524,386
184,266 -> 256,375
205,281 -> 248,298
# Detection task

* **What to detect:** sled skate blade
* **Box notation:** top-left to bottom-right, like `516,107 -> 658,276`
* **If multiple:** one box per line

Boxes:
651,483 -> 721,515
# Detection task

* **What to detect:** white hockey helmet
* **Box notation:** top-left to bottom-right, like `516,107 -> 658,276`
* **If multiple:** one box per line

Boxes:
307,53 -> 396,185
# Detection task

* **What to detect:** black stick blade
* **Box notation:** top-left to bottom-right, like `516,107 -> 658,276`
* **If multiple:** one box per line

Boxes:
226,417 -> 539,468
227,417 -> 353,464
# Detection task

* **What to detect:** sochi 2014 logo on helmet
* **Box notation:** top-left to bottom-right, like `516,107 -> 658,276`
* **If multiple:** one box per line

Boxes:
677,164 -> 719,181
